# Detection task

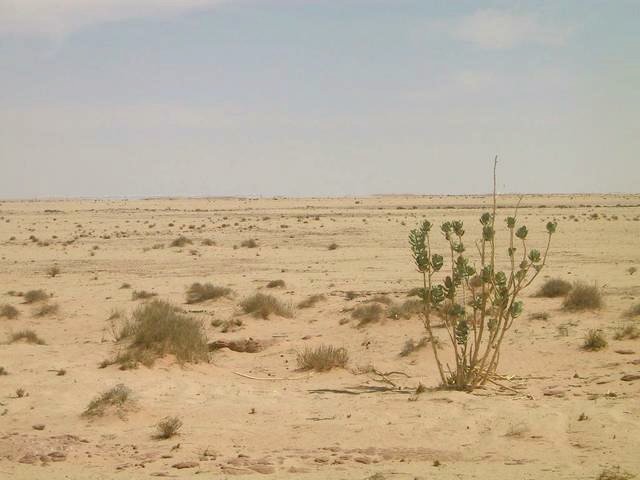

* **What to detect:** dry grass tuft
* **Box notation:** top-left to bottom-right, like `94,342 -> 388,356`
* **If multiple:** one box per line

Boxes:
9,329 -> 46,345
170,236 -> 192,248
614,324 -> 640,340
185,282 -> 232,304
132,290 -> 158,301
154,416 -> 183,439
47,265 -> 61,277
0,366 -> 8,375
366,295 -> 393,305
535,278 -> 572,298
266,279 -> 285,288
582,329 -> 607,351
297,294 -> 326,309
82,384 -> 132,417
23,289 -> 48,304
327,242 -> 339,250
240,293 -> 293,319
240,238 -> 258,248
34,302 -> 59,317
352,303 -> 383,326
296,345 -> 348,371
387,299 -> 423,319
529,311 -> 550,320
399,337 -> 429,357
0,304 -> 19,319
623,302 -> 640,318
596,466 -> 636,480
563,282 -> 603,311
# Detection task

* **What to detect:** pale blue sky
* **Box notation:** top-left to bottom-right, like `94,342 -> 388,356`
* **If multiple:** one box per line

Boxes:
1,0 -> 638,198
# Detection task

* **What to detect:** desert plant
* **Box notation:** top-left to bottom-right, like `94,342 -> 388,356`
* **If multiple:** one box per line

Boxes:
240,293 -> 293,319
296,345 -> 348,371
351,303 -> 384,326
387,299 -> 422,320
563,282 -> 603,311
534,278 -> 572,298
9,329 -> 45,345
201,238 -> 216,246
170,236 -> 192,248
23,289 -> 48,304
0,366 -> 7,375
34,302 -> 59,317
47,265 -> 61,277
266,279 -> 285,288
399,337 -> 429,357
327,242 -> 339,250
155,416 -> 183,439
583,329 -> 607,351
297,294 -> 326,309
628,267 -> 637,276
597,466 -> 636,480
366,295 -> 393,305
0,304 -> 19,319
120,283 -> 132,289
409,160 -> 556,390
185,282 -> 231,304
528,311 -> 550,320
114,300 -> 208,366
82,384 -> 132,417
623,302 -> 640,318
614,324 -> 640,340
240,238 -> 258,248
131,290 -> 157,300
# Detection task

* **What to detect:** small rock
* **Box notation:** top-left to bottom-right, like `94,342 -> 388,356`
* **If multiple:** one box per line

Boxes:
32,424 -> 45,430
172,461 -> 199,469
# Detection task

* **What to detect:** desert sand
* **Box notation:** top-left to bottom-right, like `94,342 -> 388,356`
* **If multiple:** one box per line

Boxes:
1,194 -> 639,479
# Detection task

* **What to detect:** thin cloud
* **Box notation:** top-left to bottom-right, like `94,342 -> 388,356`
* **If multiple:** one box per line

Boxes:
453,9 -> 573,50
0,0 -> 229,36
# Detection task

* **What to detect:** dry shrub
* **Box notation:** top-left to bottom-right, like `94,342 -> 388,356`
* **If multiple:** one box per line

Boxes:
535,278 -> 572,298
296,345 -> 348,371
366,295 -> 392,305
563,282 -> 603,311
614,324 -> 640,340
240,239 -> 258,248
327,243 -> 339,250
34,302 -> 59,317
597,466 -> 635,480
351,303 -> 383,326
0,366 -> 7,375
0,304 -> 19,319
9,329 -> 45,345
529,311 -> 550,320
47,265 -> 61,277
407,287 -> 424,297
155,416 -> 183,439
24,289 -> 48,304
583,329 -> 607,351
120,283 -> 132,289
201,239 -> 216,246
387,299 -> 423,319
240,293 -> 293,319
623,302 -> 640,318
297,294 -> 326,309
185,283 -> 232,304
132,290 -> 157,300
400,337 -> 429,357
82,384 -> 132,417
211,318 -> 243,332
266,279 -> 285,288
170,236 -> 192,248
114,300 -> 208,367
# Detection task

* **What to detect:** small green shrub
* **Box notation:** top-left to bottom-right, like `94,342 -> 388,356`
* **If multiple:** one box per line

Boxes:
535,278 -> 572,298
563,282 -> 603,311
297,294 -> 326,309
266,279 -> 285,288
155,416 -> 183,439
24,289 -> 48,304
0,304 -> 19,319
83,384 -> 132,417
240,293 -> 293,319
296,345 -> 348,371
583,329 -> 607,351
185,283 -> 232,304
352,303 -> 383,326
9,329 -> 45,345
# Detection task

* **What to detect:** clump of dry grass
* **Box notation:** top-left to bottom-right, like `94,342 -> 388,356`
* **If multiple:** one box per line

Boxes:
82,384 -> 133,418
240,239 -> 258,248
297,294 -> 326,309
529,311 -> 550,320
211,318 -> 243,332
23,289 -> 48,304
266,279 -> 285,288
387,299 -> 423,320
399,337 -> 429,357
623,302 -> 640,318
112,300 -> 208,367
327,243 -> 339,250
597,466 -> 636,480
366,295 -> 393,305
535,278 -> 572,298
614,324 -> 640,340
296,345 -> 348,371
170,236 -> 192,248
407,287 -> 425,298
120,283 -> 132,289
185,283 -> 232,304
563,282 -> 603,311
9,329 -> 45,345
0,366 -> 8,375
154,416 -> 183,439
352,303 -> 383,326
201,238 -> 216,246
0,304 -> 19,319
582,329 -> 607,351
132,290 -> 158,301
34,302 -> 59,317
47,265 -> 61,277
240,293 -> 293,319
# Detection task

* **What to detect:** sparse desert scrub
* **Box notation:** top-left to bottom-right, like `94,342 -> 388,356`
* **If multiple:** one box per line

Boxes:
351,303 -> 384,326
170,235 -> 192,247
132,290 -> 158,301
597,466 -> 636,480
297,294 -> 326,309
528,311 -> 550,320
240,238 -> 258,248
112,300 -> 209,367
296,345 -> 348,371
185,282 -> 232,304
409,160 -> 557,390
240,293 -> 293,319
9,329 -> 46,345
82,384 -> 133,418
201,238 -> 216,246
34,302 -> 59,317
0,366 -> 7,375
387,299 -> 422,319
614,324 -> 640,340
119,283 -> 131,289
399,337 -> 429,357
0,304 -> 19,319
562,282 -> 603,311
582,329 -> 607,351
154,416 -> 183,439
23,289 -> 48,304
211,318 -> 243,332
266,279 -> 285,288
623,302 -> 640,318
534,278 -> 572,298
47,265 -> 61,277
366,294 -> 392,305
327,242 -> 339,250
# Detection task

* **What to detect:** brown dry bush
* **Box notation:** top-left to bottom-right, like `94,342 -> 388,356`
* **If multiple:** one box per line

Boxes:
132,290 -> 158,300
582,329 -> 607,351
34,302 -> 59,317
563,282 -> 603,311
296,345 -> 348,371
240,238 -> 258,248
170,236 -> 192,248
0,304 -> 19,319
534,278 -> 572,298
82,384 -> 133,418
155,416 -> 183,439
23,289 -> 48,304
387,299 -> 423,319
297,294 -> 326,309
614,324 -> 640,340
327,242 -> 339,250
47,265 -> 61,277
366,295 -> 393,305
240,293 -> 293,319
351,303 -> 383,326
266,279 -> 285,288
9,329 -> 45,345
0,366 -> 7,375
596,466 -> 636,480
399,337 -> 429,357
623,302 -> 640,318
185,282 -> 232,304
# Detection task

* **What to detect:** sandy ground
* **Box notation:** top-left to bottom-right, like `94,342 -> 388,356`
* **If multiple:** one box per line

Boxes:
1,194 -> 639,479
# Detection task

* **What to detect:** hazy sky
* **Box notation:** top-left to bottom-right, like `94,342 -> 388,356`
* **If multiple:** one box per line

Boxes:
1,0 -> 638,198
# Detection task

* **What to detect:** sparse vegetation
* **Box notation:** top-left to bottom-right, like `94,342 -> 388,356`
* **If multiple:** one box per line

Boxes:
132,290 -> 158,301
297,294 -> 326,309
34,302 -> 59,317
241,238 -> 258,248
614,324 -> 640,340
366,295 -> 392,305
24,289 -> 48,304
185,282 -> 232,304
352,303 -> 384,326
582,329 -> 607,351
563,282 -> 603,311
47,265 -> 61,277
170,236 -> 192,248
240,293 -> 293,319
387,299 -> 422,319
9,329 -> 45,345
623,302 -> 640,318
120,283 -> 132,289
296,345 -> 348,371
0,304 -> 19,319
266,279 -> 285,288
0,366 -> 7,375
327,242 -> 339,250
535,278 -> 572,298
529,311 -> 550,321
155,416 -> 183,439
400,337 -> 429,357
82,384 -> 133,417
596,466 -> 636,480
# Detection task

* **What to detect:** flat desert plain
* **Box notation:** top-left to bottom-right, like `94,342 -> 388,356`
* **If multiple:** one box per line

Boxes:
1,194 -> 639,480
